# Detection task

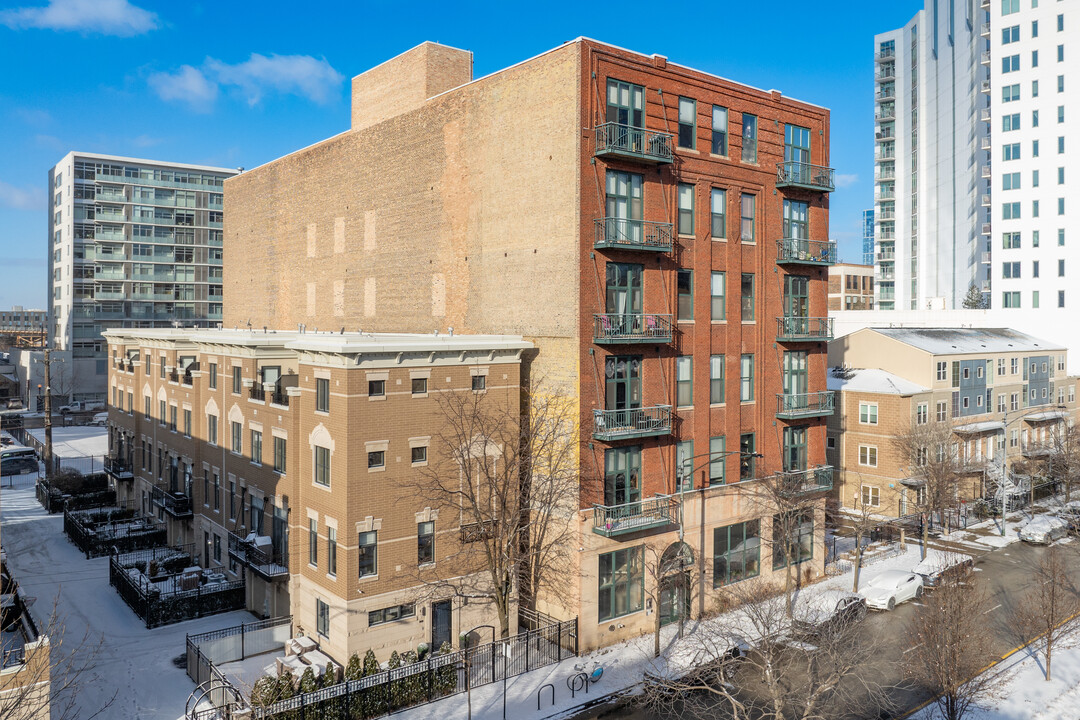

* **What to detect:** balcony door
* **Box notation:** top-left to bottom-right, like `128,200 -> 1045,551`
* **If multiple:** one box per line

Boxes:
784,124 -> 811,165
604,445 -> 641,507
783,199 -> 809,241
606,79 -> 644,128
605,355 -> 642,411
606,171 -> 643,245
272,502 -> 288,564
783,275 -> 809,317
606,263 -> 643,337
783,351 -> 809,399
783,425 -> 808,472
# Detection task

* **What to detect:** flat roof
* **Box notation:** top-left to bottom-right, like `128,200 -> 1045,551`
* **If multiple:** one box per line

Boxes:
102,327 -> 532,355
56,151 -> 240,176
866,327 -> 1066,355
827,367 -> 929,395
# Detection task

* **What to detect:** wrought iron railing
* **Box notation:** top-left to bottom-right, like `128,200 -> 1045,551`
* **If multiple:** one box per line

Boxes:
776,162 -> 836,191
104,456 -> 134,479
776,466 -> 834,495
594,218 -> 674,252
249,385 -> 266,401
775,238 -> 837,264
151,485 -> 192,516
228,531 -> 288,579
593,313 -> 673,343
592,405 -> 673,441
776,316 -> 834,341
776,391 -> 836,418
592,495 -> 679,537
594,122 -> 674,163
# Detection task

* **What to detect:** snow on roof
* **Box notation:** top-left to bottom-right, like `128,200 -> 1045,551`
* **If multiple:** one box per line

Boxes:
26,426 -> 107,460
1024,410 -> 1068,422
953,420 -> 1005,434
827,367 -> 929,395
867,327 -> 1066,355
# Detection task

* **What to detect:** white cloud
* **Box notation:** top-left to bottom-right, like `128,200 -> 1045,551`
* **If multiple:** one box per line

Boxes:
835,173 -> 859,189
0,0 -> 158,36
150,54 -> 344,111
148,65 -> 218,113
0,181 -> 46,211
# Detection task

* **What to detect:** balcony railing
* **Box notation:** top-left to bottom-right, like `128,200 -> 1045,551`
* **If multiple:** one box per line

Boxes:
980,51 -> 991,65
776,316 -> 834,342
876,108 -> 896,121
594,218 -> 674,252
981,223 -> 992,235
776,391 -> 836,419
776,238 -> 837,266
593,313 -> 673,344
1022,444 -> 1055,458
877,167 -> 896,180
167,369 -> 179,383
981,164 -> 992,178
980,79 -> 991,93
104,457 -> 134,481
876,88 -> 895,102
776,466 -> 834,496
594,122 -> 674,164
270,390 -> 290,407
876,48 -> 895,62
249,385 -> 266,402
981,193 -> 991,206
980,21 -> 990,36
875,68 -> 895,82
151,486 -> 192,517
776,162 -> 835,192
980,108 -> 992,123
877,250 -> 895,261
980,137 -> 991,151
593,405 -> 672,442
228,531 -> 288,580
592,495 -> 679,538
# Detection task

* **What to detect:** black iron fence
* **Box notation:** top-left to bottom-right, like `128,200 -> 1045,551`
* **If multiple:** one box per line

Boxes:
109,545 -> 245,628
63,505 -> 164,558
250,618 -> 578,719
36,475 -> 115,514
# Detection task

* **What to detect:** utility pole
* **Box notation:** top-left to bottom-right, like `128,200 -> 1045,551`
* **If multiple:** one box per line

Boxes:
43,341 -> 53,477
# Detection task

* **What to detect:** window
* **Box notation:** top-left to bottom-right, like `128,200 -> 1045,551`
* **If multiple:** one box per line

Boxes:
741,273 -> 755,321
207,414 -> 218,445
368,450 -> 385,469
273,437 -> 286,473
1058,13 -> 1064,31
316,378 -> 329,412
1002,54 -> 1020,73
1034,230 -> 1041,246
1003,232 -> 1021,249
314,446 -> 330,487
1004,142 -> 1021,161
1003,172 -> 1021,190
916,403 -> 928,424
1059,198 -> 1066,216
859,445 -> 878,467
213,473 -> 221,511
183,409 -> 191,436
861,486 -> 880,507
676,356 -> 692,407
1003,202 -> 1021,220
1058,44 -> 1064,62
598,547 -> 643,621
232,366 -> 241,394
316,598 -> 329,637
713,521 -> 760,587
1003,113 -> 1021,132
358,531 -> 377,577
169,405 -> 177,432
677,441 -> 697,496
309,518 -> 318,567
1033,200 -> 1040,218
1003,291 -> 1021,308
1060,167 -> 1066,184
1060,137 -> 1066,154
411,377 -> 427,395
936,401 -> 948,422
368,603 -> 414,626
471,375 -> 486,391
741,113 -> 757,163
416,521 -> 436,565
1060,229 -> 1066,246
1060,291 -> 1066,308
710,271 -> 726,320
678,183 -> 694,235
208,363 -> 217,389
710,355 -> 725,404
773,511 -> 814,569
740,193 -> 756,241
159,400 -> 166,425
859,402 -> 878,425
368,379 -> 385,397
606,78 -> 643,128
710,188 -> 726,238
1033,49 -> 1039,68
739,433 -> 755,480
677,269 -> 693,320
1060,75 -> 1066,93
1060,259 -> 1066,277
711,106 -> 728,155
678,97 -> 696,149
1002,25 -> 1020,43
1032,19 -> 1038,37
740,354 -> 755,402
1002,83 -> 1020,102
936,361 -> 948,381
709,436 -> 726,485
251,430 -> 262,464
1035,139 -> 1041,157
1003,261 -> 1021,278
231,421 -> 242,453
160,356 -> 166,379
327,527 -> 337,576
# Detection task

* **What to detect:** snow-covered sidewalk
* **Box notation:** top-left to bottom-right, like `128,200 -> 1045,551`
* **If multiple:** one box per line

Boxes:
0,485 -> 257,720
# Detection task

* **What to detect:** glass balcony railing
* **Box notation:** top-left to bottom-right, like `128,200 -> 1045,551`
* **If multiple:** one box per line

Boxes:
594,122 -> 674,164
592,495 -> 679,538
592,405 -> 672,442
593,313 -> 674,344
776,391 -> 835,419
776,162 -> 835,192
594,218 -> 673,252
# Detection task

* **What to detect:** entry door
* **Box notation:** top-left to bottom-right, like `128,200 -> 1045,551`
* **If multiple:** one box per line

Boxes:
605,171 -> 643,244
659,573 -> 690,627
203,531 -> 210,569
431,600 -> 453,651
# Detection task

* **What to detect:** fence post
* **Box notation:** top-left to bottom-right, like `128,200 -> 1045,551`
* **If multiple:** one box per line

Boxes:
241,621 -> 245,660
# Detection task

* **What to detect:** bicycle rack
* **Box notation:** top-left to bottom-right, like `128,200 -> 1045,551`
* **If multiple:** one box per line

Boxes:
567,671 -> 589,699
537,682 -> 555,710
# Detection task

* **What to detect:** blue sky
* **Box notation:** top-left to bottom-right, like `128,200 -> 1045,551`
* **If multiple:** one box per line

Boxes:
0,0 -> 921,309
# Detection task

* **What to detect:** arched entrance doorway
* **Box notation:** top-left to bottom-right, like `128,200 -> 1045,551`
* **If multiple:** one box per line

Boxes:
658,542 -> 693,627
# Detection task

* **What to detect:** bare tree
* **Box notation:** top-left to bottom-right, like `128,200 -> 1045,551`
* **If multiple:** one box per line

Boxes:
844,490 -> 888,594
892,420 -> 971,560
906,570 -> 1011,720
1044,421 -> 1080,504
639,579 -> 897,720
641,541 -> 697,658
1014,545 -> 1080,681
0,601 -> 115,720
408,376 -> 578,638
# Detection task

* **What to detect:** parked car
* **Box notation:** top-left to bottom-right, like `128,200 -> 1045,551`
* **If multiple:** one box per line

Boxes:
89,412 -> 109,426
861,570 -> 924,611
58,401 -> 104,414
913,551 -> 975,587
1057,502 -> 1080,535
792,589 -> 867,634
1019,515 -> 1070,544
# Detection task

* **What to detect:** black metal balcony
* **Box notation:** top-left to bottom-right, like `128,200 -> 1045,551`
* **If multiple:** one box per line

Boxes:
776,466 -> 834,496
593,405 -> 672,442
776,316 -> 834,342
167,369 -> 179,383
249,385 -> 266,402
776,391 -> 835,420
227,531 -> 288,581
776,162 -> 835,192
592,495 -> 679,538
593,313 -> 674,344
775,238 -> 837,266
270,390 -> 289,407
151,485 -> 192,518
104,456 -> 134,482
594,122 -> 674,164
594,218 -> 673,253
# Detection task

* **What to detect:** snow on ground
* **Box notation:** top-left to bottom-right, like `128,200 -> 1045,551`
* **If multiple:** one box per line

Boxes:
26,425 -> 107,474
0,485 -> 258,720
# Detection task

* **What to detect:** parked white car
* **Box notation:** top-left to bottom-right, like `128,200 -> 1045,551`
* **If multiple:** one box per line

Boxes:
913,550 -> 975,587
1019,515 -> 1069,544
861,570 -> 924,611
792,589 -> 867,633
89,412 -> 109,426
